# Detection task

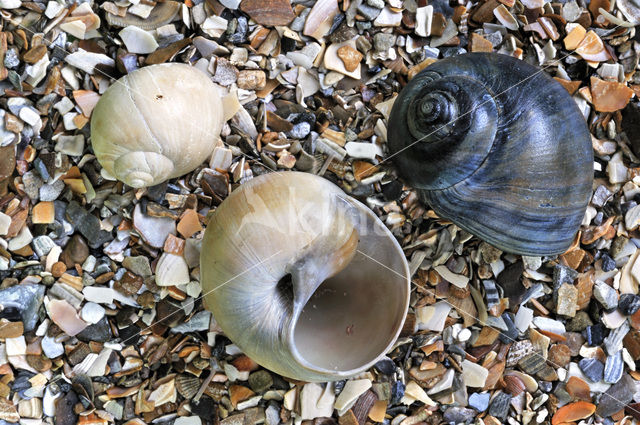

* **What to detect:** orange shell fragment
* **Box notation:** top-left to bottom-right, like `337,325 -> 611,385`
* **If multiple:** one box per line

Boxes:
590,76 -> 634,112
575,30 -> 610,62
551,401 -> 596,425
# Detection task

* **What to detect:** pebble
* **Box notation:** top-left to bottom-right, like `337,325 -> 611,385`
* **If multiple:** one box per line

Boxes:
594,281 -> 619,309
300,383 -> 335,419
532,316 -> 566,334
237,70 -> 266,90
618,293 -> 640,315
596,374 -> 635,417
579,358 -> 605,382
488,392 -> 511,420
0,284 -> 44,332
468,392 -> 490,411
373,33 -> 396,52
345,142 -> 384,160
80,302 -> 106,324
41,335 -> 64,359
122,255 -> 152,277
443,407 -> 475,424
357,3 -> 382,20
556,283 -> 578,317
604,350 -> 624,384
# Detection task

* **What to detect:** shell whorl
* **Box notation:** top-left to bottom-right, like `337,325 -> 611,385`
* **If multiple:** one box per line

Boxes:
392,70 -> 500,190
388,53 -> 594,256
113,151 -> 174,188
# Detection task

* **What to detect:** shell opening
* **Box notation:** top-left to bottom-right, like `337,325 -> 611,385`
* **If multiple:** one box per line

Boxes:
288,215 -> 409,375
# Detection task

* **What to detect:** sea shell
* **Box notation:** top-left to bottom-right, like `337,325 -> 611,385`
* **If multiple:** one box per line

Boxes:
200,172 -> 410,381
388,52 -> 593,256
90,63 -> 224,188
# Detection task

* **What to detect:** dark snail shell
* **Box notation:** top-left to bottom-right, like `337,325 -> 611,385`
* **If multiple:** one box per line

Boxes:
388,53 -> 593,256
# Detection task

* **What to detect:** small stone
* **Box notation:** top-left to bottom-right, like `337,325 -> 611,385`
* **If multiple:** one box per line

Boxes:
299,382 -> 335,420
443,407 -> 475,424
468,392 -> 490,411
335,380 -> 372,412
123,255 -> 152,277
594,281 -> 619,310
80,302 -> 105,325
39,180 -> 65,201
336,45 -> 363,73
61,234 -> 89,268
518,352 -> 546,374
357,3 -> 382,20
590,76 -> 634,112
240,0 -> 295,26
556,283 -> 578,317
596,374 -> 634,417
248,370 -> 273,393
0,284 -> 44,332
619,293 -> 640,315
488,392 -> 511,420
578,358 -> 604,382
553,264 -> 578,286
586,323 -> 607,346
604,350 -> 624,384
213,58 -> 238,86
237,70 -> 266,90
77,316 -> 112,342
345,142 -> 383,160
47,299 -> 87,337
548,344 -> 571,368
373,358 -> 395,375
373,33 -> 396,52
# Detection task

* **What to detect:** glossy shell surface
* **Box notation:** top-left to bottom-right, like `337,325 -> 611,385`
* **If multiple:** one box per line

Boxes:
388,52 -> 593,256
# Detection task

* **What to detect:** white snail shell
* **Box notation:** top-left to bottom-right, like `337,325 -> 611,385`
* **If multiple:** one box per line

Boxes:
90,63 -> 223,188
201,172 -> 410,381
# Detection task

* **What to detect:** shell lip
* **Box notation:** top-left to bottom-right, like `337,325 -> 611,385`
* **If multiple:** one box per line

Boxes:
286,196 -> 411,380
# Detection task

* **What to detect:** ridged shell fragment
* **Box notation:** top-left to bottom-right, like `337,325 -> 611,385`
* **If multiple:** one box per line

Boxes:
105,1 -> 180,30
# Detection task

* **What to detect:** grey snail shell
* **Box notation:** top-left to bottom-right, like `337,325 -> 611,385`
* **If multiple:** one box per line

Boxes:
200,172 -> 410,381
388,53 -> 593,256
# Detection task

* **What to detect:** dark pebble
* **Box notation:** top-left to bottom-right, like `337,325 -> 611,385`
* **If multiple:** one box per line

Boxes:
553,264 -> 578,287
488,392 -> 511,420
390,381 -> 405,404
601,254 -> 617,272
586,323 -> 607,346
55,391 -> 79,425
191,396 -> 217,419
618,293 -> 640,316
76,317 -> 112,342
499,312 -> 518,343
373,357 -> 396,375
0,284 -> 44,332
579,358 -> 605,382
597,374 -> 635,417
443,407 -> 475,424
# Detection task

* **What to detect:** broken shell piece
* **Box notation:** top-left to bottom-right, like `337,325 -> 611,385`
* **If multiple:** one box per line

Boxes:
105,1 -> 180,30
303,0 -> 340,40
119,26 -> 159,54
415,6 -> 433,37
575,31 -> 610,62
47,299 -> 88,336
156,253 -> 190,287
324,40 -> 361,79
494,5 -> 519,30
374,7 -> 403,26
617,0 -> 640,24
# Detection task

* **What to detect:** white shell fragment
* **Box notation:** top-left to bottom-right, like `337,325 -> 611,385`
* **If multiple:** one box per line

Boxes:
119,26 -> 159,54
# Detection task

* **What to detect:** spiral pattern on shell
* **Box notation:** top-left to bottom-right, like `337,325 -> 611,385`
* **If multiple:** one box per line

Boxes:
200,172 -> 410,381
388,53 -> 593,256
